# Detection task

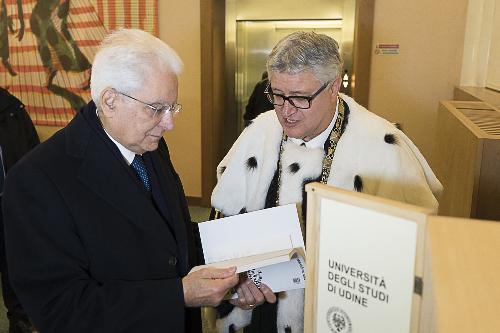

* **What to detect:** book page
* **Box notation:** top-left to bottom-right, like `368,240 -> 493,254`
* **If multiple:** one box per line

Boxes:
197,204 -> 306,296
199,204 -> 305,264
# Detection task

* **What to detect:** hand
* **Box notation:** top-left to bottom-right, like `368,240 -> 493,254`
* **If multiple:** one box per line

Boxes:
229,279 -> 276,310
183,266 -> 238,307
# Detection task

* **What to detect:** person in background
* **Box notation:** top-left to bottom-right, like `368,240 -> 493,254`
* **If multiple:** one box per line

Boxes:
0,87 -> 39,333
243,71 -> 275,127
211,31 -> 442,332
2,29 -> 240,333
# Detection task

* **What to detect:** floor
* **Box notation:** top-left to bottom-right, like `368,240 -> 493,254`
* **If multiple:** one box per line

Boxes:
0,206 -> 214,333
189,205 -> 211,223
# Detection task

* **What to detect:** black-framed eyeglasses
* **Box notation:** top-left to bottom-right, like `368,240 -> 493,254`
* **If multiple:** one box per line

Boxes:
264,81 -> 331,109
116,91 -> 182,118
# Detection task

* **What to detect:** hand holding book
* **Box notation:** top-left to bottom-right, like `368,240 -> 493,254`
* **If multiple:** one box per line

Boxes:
193,204 -> 307,299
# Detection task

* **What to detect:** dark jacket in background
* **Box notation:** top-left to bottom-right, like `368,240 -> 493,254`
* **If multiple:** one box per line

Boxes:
243,78 -> 274,127
0,87 -> 39,329
0,88 -> 39,172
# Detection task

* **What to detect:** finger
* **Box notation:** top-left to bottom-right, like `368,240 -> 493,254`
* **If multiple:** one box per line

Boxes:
230,297 -> 253,310
202,266 -> 237,279
244,280 -> 265,305
235,287 -> 246,304
238,281 -> 256,306
231,290 -> 254,310
210,274 -> 238,302
259,284 -> 277,303
220,273 -> 239,289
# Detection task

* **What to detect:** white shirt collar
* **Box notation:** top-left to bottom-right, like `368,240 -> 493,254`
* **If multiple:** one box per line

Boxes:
289,100 -> 339,149
97,110 -> 137,165
103,129 -> 136,165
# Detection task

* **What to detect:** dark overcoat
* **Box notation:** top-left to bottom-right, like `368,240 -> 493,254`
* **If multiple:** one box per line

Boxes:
2,101 -> 202,333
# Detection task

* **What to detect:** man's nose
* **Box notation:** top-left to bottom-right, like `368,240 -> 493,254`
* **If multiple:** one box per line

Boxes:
282,100 -> 298,117
158,112 -> 174,131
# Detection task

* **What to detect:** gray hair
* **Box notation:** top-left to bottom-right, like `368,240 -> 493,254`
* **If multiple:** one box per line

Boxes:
266,31 -> 343,84
90,28 -> 183,105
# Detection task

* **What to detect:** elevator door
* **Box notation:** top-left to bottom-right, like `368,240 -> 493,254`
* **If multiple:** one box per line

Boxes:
236,20 -> 350,133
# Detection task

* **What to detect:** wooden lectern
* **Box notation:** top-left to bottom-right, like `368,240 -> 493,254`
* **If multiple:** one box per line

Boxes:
304,183 -> 430,333
304,183 -> 500,333
420,216 -> 500,333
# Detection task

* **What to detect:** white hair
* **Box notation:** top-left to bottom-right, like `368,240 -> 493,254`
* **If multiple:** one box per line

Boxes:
267,31 -> 343,84
90,28 -> 183,105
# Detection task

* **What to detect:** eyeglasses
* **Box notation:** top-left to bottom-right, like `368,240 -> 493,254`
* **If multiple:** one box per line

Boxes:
264,81 -> 331,109
116,91 -> 182,118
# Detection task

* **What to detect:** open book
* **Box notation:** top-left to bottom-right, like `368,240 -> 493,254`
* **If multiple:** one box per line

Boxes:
192,204 -> 306,297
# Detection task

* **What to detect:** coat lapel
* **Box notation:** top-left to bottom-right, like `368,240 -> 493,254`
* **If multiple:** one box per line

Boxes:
148,148 -> 190,274
66,104 -> 179,254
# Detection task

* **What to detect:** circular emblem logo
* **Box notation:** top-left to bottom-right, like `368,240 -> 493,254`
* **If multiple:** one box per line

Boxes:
326,307 -> 352,333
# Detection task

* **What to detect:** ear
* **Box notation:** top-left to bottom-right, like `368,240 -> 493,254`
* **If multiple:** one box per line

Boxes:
328,76 -> 342,103
99,88 -> 117,117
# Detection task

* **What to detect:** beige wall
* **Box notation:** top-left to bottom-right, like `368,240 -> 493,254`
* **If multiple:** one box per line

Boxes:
159,1 -> 201,198
369,0 -> 469,166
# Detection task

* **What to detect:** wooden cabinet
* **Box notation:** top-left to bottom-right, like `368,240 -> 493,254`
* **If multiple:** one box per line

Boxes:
434,101 -> 500,220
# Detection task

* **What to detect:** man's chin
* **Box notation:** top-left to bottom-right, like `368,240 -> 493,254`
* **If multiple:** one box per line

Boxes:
143,139 -> 161,151
284,128 -> 304,140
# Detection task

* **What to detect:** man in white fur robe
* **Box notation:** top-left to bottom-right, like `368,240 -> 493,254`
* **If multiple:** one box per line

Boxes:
211,32 -> 442,333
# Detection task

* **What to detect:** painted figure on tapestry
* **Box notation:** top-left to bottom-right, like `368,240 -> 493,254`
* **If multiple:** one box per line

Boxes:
30,0 -> 91,111
0,0 -> 24,76
0,0 -> 157,126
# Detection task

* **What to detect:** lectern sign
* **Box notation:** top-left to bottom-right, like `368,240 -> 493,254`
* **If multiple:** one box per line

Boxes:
304,184 -> 430,333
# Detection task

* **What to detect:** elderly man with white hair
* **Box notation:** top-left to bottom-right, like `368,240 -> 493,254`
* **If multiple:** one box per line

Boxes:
2,29 -> 238,333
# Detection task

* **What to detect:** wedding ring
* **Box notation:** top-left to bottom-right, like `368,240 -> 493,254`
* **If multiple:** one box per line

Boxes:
248,304 -> 255,308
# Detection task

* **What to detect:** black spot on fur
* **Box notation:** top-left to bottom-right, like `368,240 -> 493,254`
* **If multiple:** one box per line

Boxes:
246,156 -> 258,170
218,166 -> 227,175
288,162 -> 300,174
394,123 -> 403,131
384,133 -> 397,144
239,207 -> 247,214
285,326 -> 292,333
216,302 -> 235,318
229,324 -> 237,333
354,175 -> 363,192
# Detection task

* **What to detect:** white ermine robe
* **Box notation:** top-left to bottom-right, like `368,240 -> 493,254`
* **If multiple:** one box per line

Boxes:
211,94 -> 442,333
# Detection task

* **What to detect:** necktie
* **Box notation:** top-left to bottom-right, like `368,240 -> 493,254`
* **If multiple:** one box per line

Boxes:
131,154 -> 151,191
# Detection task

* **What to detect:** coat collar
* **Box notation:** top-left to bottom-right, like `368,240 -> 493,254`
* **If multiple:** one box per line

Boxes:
65,102 -> 180,255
